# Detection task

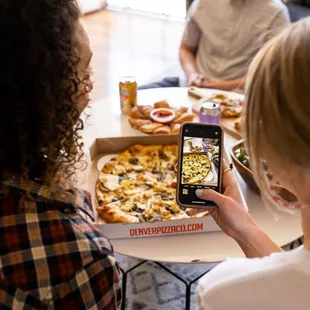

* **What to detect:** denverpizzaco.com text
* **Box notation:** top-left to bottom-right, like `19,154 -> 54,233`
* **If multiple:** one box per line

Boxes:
130,223 -> 204,237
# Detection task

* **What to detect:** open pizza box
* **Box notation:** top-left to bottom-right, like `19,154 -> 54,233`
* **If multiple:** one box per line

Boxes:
88,134 -> 247,239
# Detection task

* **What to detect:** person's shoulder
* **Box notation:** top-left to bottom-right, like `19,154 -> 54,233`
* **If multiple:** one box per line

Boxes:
266,0 -> 290,14
197,247 -> 310,310
198,250 -> 296,292
187,0 -> 201,17
197,248 -> 310,310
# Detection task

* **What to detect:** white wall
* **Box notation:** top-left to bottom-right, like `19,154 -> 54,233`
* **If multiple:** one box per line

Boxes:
107,0 -> 186,18
78,0 -> 106,14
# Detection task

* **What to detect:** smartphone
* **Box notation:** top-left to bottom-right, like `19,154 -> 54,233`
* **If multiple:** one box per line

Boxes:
177,122 -> 223,209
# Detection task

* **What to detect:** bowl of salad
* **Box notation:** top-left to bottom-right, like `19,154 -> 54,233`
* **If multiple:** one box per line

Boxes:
230,140 -> 260,195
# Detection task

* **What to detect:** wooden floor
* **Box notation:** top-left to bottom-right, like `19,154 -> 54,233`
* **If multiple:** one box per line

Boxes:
81,9 -> 184,102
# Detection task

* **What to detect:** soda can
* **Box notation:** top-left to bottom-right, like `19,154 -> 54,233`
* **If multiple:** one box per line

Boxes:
119,76 -> 137,115
199,100 -> 221,124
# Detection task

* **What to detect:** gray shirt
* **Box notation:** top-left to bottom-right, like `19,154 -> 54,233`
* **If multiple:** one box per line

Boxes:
182,0 -> 290,81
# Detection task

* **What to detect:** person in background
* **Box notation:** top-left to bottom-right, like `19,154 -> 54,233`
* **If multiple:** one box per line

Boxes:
140,0 -> 290,91
0,1 -> 121,309
193,18 -> 310,309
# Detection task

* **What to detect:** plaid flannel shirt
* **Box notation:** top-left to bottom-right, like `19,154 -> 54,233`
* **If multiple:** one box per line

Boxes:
0,177 -> 121,309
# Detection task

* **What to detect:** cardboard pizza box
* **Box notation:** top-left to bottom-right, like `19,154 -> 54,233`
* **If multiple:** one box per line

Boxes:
88,134 -> 247,239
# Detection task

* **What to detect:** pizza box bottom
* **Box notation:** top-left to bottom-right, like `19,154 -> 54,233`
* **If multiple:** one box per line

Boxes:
88,134 -> 247,239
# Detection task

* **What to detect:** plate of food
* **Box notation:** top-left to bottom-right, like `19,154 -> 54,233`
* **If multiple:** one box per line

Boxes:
189,88 -> 244,139
128,100 -> 197,135
95,144 -> 209,223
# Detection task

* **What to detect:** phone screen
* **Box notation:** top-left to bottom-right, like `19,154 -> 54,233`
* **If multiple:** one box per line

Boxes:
178,123 -> 223,208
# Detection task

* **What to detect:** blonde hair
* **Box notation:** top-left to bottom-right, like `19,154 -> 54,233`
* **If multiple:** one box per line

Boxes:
245,18 -> 310,198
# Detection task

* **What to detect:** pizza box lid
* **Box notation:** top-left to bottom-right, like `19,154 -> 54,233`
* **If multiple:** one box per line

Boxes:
86,134 -> 247,239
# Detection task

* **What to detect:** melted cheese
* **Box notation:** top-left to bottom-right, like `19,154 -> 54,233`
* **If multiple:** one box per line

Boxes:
120,200 -> 135,212
101,174 -> 119,191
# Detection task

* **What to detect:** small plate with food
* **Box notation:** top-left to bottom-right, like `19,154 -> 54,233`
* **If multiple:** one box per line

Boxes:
129,100 -> 197,135
190,88 -> 244,139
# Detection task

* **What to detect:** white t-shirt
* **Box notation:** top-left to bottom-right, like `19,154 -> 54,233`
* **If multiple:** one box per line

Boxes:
182,0 -> 290,81
197,246 -> 310,310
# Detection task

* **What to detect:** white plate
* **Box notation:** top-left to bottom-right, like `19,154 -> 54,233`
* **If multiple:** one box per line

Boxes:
97,154 -> 118,172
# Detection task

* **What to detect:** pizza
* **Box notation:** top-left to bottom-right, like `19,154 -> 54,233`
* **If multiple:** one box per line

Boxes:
182,154 -> 211,184
96,144 -> 209,223
210,93 -> 243,118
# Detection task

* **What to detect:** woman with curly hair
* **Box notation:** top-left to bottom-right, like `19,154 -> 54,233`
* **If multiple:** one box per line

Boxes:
0,1 -> 121,309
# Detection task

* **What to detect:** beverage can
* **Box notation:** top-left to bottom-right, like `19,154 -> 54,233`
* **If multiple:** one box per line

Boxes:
119,76 -> 137,115
199,100 -> 221,124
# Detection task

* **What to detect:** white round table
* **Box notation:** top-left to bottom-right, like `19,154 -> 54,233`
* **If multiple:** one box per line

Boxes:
81,87 -> 302,264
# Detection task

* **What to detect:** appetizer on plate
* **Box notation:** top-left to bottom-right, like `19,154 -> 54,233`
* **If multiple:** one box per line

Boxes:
210,93 -> 243,118
129,100 -> 196,135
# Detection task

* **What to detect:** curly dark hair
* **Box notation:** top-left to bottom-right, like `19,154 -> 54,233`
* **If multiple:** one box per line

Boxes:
0,0 -> 87,186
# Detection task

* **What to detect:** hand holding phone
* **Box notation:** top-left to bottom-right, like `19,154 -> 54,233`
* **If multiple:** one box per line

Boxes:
175,157 -> 253,240
177,123 -> 223,209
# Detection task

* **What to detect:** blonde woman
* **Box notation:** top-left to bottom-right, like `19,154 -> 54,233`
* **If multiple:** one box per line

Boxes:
194,18 -> 310,309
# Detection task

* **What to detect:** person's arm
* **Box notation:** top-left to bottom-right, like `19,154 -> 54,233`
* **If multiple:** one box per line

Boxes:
196,187 -> 283,258
234,222 -> 283,258
180,0 -> 204,86
179,43 -> 203,85
202,78 -> 246,91
191,161 -> 283,258
53,226 -> 122,309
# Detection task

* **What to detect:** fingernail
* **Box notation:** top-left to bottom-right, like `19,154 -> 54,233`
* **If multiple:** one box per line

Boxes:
196,189 -> 203,197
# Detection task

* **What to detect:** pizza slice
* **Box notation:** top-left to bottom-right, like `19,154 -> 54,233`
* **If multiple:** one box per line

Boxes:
221,105 -> 242,118
115,149 -> 146,173
210,93 -> 243,119
128,144 -> 162,172
101,157 -> 126,175
210,93 -> 228,101
97,190 -> 157,223
148,192 -> 189,221
97,202 -> 140,223
100,150 -> 145,175
159,145 -> 178,174
96,171 -> 154,205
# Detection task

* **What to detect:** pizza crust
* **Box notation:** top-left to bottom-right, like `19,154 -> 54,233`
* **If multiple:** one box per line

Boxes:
97,205 -> 139,223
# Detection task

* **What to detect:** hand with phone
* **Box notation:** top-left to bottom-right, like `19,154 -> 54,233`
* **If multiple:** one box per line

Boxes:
176,123 -> 257,241
173,160 -> 256,240
177,123 -> 224,209
196,161 -> 257,240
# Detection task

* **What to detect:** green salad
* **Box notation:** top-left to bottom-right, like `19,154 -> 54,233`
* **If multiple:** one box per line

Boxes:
235,147 -> 250,169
